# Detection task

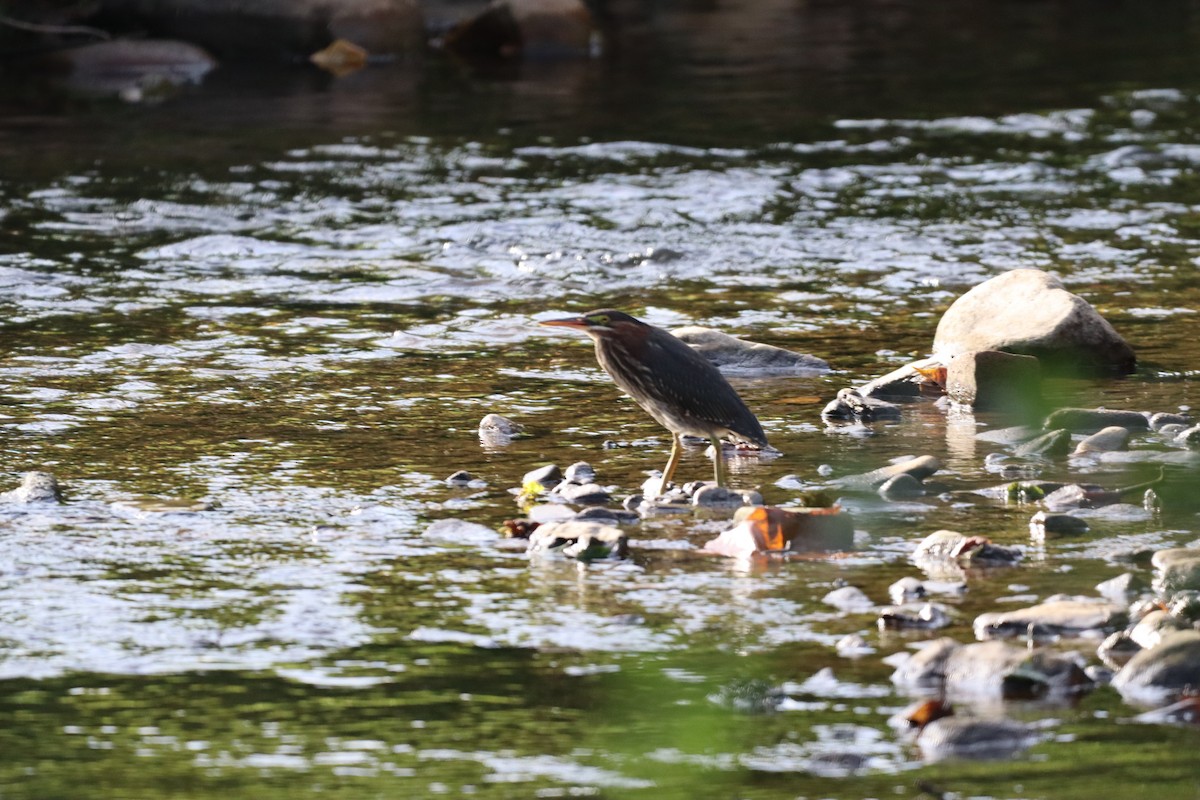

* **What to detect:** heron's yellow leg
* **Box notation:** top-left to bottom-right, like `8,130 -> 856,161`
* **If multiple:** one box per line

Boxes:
655,433 -> 685,497
710,436 -> 728,488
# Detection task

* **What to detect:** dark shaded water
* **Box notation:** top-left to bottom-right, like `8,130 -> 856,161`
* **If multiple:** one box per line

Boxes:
3,2 -> 1200,798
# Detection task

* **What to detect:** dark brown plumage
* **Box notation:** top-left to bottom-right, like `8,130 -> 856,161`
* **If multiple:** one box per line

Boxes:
541,309 -> 766,495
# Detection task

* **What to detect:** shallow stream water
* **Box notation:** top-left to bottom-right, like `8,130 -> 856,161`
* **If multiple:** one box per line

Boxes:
3,2 -> 1200,798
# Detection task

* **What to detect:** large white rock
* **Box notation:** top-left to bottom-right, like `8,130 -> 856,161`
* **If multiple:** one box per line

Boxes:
932,269 -> 1135,374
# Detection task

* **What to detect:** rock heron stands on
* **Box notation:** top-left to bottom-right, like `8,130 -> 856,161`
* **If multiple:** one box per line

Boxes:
540,310 -> 767,496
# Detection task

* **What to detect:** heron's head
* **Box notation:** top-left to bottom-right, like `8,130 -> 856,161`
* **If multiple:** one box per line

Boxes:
539,309 -> 644,339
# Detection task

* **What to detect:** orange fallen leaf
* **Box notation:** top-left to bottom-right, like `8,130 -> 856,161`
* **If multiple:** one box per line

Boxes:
777,395 -> 826,405
310,38 -> 368,77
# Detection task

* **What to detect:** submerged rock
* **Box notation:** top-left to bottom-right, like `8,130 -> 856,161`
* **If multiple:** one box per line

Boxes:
973,599 -> 1126,641
1112,630 -> 1200,706
822,585 -> 876,613
1013,428 -> 1072,457
1,471 -> 63,504
878,473 -> 926,500
1072,425 -> 1131,454
1133,696 -> 1200,725
1149,412 -> 1192,431
423,518 -> 499,544
672,326 -> 829,375
834,455 -> 941,490
897,699 -> 1037,763
1043,407 -> 1149,433
48,38 -> 217,100
932,268 -> 1136,375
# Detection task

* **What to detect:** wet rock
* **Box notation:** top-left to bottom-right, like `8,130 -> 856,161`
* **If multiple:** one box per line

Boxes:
443,0 -> 594,60
1095,572 -> 1146,602
1151,548 -> 1200,594
48,38 -> 217,101
878,473 -> 926,500
522,463 -> 562,491
572,506 -> 639,525
702,505 -> 854,558
1149,412 -> 1192,431
527,520 -> 628,560
1166,590 -> 1200,624
553,482 -> 611,505
834,454 -> 941,490
898,699 -> 1037,763
821,388 -> 902,422
1097,631 -> 1142,669
97,0 -> 424,58
976,424 -> 1040,445
1,471 -> 63,504
858,357 -> 945,400
973,599 -> 1126,641
562,461 -> 596,484
445,470 -> 485,487
892,638 -> 1092,699
671,326 -> 829,376
422,518 -> 500,544
112,497 -> 217,514
835,633 -> 875,657
1175,424 -> 1200,445
878,602 -> 952,631
889,576 -> 927,605
912,530 -> 1023,572
1043,407 -> 1149,433
1029,510 -> 1089,537
1073,425 -> 1130,454
480,413 -> 522,435
1041,474 -> 1161,511
1111,630 -> 1200,706
945,350 -> 1043,414
479,413 -> 523,448
822,586 -> 876,613
691,483 -> 761,509
931,268 -> 1136,375
1128,609 -> 1191,650
1133,696 -> 1200,725
1013,428 -> 1072,458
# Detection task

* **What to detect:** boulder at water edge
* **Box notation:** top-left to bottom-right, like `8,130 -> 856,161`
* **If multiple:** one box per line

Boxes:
672,326 -> 830,375
932,269 -> 1136,375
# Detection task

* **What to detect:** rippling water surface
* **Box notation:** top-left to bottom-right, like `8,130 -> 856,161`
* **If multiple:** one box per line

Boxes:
3,3 -> 1200,798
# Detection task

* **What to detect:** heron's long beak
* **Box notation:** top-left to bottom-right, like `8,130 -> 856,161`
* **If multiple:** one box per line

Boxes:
539,316 -> 589,329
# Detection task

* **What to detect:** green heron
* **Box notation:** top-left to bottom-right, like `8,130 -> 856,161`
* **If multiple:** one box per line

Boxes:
540,309 -> 767,496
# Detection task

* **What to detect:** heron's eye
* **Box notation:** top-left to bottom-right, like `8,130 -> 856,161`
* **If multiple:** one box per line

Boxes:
590,314 -> 610,325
